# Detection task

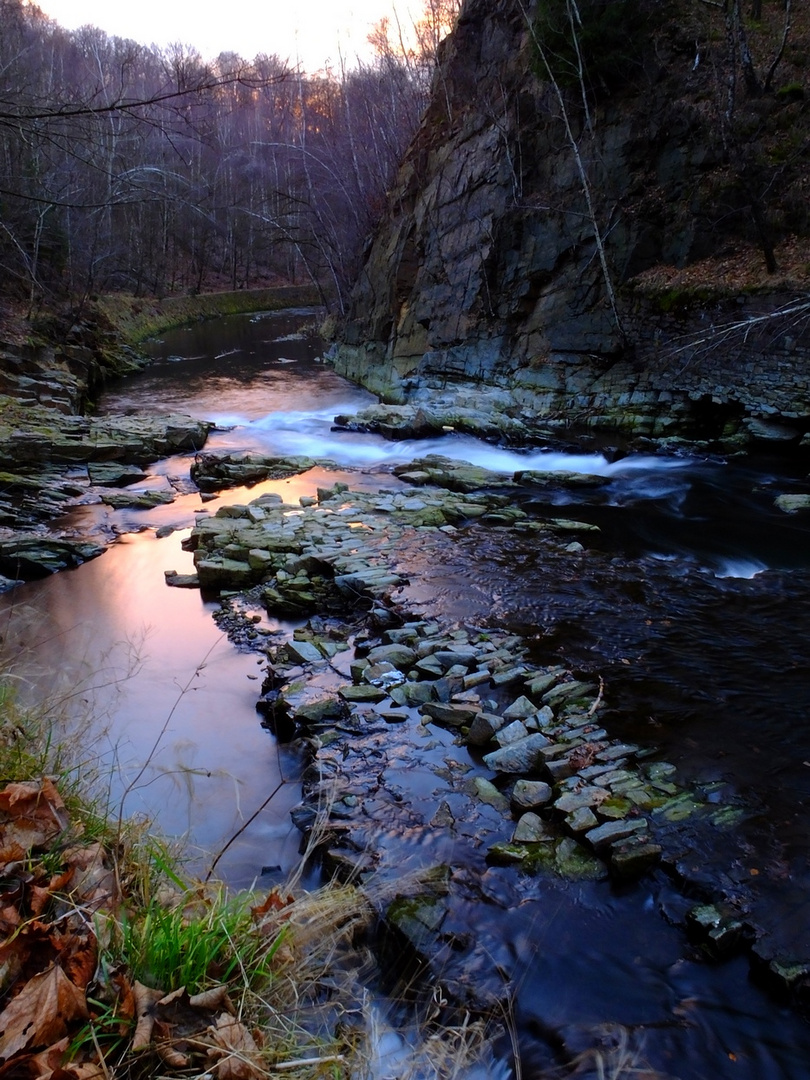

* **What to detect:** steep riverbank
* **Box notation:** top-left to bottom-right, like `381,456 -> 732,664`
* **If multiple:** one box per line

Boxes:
333,0 -> 810,450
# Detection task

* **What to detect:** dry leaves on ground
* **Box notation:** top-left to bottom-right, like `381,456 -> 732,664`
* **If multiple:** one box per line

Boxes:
0,777 -> 287,1078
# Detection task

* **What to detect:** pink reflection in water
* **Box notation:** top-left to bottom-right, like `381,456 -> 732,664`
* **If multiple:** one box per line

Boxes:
0,527 -> 301,887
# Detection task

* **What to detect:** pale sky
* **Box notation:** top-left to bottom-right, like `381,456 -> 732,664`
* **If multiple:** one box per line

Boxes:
35,0 -> 421,72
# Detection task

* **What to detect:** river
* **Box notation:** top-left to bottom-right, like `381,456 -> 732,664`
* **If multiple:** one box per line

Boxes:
4,307 -> 810,1078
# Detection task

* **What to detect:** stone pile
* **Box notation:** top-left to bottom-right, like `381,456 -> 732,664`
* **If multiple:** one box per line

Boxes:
178,466 -> 727,886
267,612 -> 700,884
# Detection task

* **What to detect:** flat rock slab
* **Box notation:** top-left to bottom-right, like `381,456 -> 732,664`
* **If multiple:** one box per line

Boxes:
339,685 -> 388,704
0,536 -> 105,578
286,639 -> 325,665
421,702 -> 480,727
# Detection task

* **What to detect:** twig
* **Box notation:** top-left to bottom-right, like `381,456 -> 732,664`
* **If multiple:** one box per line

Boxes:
204,778 -> 286,882
273,1054 -> 345,1070
116,636 -> 226,839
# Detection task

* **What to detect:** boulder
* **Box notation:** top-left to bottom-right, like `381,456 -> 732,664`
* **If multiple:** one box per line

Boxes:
466,711 -> 505,746
0,536 -> 105,578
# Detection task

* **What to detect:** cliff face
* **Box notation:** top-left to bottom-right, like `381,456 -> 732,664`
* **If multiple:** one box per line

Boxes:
334,0 -> 810,447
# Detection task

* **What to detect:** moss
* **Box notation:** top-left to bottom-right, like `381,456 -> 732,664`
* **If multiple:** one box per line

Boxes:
648,285 -> 719,315
776,82 -> 805,102
96,285 -> 322,344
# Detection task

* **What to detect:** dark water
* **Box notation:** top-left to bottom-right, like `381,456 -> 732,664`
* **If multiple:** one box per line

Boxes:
6,308 -> 810,1077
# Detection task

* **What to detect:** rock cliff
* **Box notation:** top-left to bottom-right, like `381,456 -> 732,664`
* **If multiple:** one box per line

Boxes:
334,0 -> 810,449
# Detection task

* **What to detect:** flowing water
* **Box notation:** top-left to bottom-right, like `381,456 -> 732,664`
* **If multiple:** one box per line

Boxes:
4,308 -> 810,1077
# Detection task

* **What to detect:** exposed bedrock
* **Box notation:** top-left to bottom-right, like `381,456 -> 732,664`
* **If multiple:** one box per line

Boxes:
333,0 -> 810,449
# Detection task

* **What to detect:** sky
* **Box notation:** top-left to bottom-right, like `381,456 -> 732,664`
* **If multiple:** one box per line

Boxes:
34,0 -> 417,72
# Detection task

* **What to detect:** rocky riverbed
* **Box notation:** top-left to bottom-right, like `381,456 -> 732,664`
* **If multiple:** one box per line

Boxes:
4,313 -> 810,1074
170,448 -> 806,1020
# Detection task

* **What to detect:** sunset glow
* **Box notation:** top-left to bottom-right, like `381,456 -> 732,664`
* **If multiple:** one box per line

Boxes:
34,0 -> 422,71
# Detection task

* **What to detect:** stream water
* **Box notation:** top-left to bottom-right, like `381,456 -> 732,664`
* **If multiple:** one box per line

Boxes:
4,308 -> 810,1078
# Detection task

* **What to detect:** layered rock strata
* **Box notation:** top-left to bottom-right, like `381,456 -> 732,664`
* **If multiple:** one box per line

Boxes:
334,0 -> 810,449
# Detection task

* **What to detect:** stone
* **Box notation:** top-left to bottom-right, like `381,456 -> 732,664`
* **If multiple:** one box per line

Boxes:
195,556 -> 256,590
609,836 -> 662,879
285,639 -> 325,665
525,669 -> 566,696
0,536 -> 105,578
431,648 -> 480,670
415,656 -> 445,678
363,661 -> 397,682
463,669 -> 492,689
378,710 -> 409,723
541,680 -> 597,708
483,732 -> 552,774
87,463 -> 148,486
100,488 -> 175,508
554,838 -> 605,880
513,812 -> 551,843
554,787 -> 610,814
390,681 -> 437,706
466,711 -> 505,746
191,452 -> 318,492
511,779 -> 552,810
502,695 -> 537,721
493,720 -> 529,747
430,801 -> 456,828
472,777 -> 510,812
491,665 -> 529,687
487,843 -> 535,866
525,706 -> 555,731
350,658 -> 369,683
365,643 -> 417,669
387,891 -> 448,955
339,684 -> 389,704
585,818 -> 648,850
566,806 -> 599,834
420,701 -> 480,727
281,685 -> 344,724
596,743 -> 641,762
775,494 -> 810,514
164,570 -> 200,588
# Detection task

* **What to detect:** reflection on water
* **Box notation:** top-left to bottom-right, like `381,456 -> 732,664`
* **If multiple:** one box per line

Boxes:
0,527 -> 303,887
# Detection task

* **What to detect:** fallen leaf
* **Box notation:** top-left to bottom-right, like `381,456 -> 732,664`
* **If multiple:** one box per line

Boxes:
155,1040 -> 189,1069
109,969 -> 136,1032
28,1035 -> 69,1077
58,928 -> 97,992
61,845 -> 118,913
0,964 -> 88,1061
0,780 -> 68,855
28,885 -> 55,919
189,985 -> 234,1014
207,1015 -> 264,1080
131,982 -> 164,1051
251,889 -> 293,918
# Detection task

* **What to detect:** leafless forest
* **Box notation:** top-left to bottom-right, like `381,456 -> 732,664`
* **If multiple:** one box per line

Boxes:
0,0 -> 460,313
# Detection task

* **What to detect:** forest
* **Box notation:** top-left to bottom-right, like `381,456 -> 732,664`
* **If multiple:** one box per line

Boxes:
0,0 -> 459,316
